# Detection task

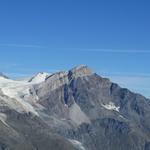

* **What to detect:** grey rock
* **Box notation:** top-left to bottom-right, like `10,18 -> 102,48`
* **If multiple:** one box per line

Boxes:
0,65 -> 150,150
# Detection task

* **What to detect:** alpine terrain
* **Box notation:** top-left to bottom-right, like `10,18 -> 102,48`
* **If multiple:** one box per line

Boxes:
0,65 -> 149,150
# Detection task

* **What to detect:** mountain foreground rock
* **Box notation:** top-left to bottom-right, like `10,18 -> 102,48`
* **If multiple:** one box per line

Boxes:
0,65 -> 149,150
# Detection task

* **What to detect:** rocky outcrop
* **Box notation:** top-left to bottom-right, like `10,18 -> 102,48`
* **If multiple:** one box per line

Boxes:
68,65 -> 93,79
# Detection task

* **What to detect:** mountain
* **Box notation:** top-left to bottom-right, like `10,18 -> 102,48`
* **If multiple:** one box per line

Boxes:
0,73 -> 9,79
28,72 -> 50,84
0,65 -> 150,150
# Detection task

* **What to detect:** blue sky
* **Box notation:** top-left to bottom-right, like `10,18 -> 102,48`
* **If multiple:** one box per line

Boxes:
0,0 -> 150,98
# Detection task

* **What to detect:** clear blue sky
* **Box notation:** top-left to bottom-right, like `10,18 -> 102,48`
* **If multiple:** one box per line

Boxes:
0,0 -> 150,97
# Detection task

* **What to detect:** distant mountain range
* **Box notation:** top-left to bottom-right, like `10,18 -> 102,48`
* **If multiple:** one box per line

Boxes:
0,65 -> 149,150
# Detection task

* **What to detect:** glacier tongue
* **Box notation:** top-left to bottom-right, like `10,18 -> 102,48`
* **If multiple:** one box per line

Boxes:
0,73 -> 49,115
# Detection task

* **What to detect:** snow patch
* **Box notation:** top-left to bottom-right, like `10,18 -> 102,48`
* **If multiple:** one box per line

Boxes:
0,113 -> 8,127
69,139 -> 86,150
64,104 -> 68,108
101,102 -> 120,112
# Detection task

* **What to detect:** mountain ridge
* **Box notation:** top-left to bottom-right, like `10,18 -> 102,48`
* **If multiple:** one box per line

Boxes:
0,72 -> 9,79
0,65 -> 149,150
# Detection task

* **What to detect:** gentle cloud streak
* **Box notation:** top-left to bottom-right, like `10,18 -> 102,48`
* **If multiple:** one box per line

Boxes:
81,49 -> 150,53
0,43 -> 45,48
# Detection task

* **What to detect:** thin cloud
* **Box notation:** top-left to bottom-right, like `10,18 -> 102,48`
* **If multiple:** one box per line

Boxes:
81,49 -> 150,53
100,72 -> 150,78
0,63 -> 19,70
0,43 -> 45,48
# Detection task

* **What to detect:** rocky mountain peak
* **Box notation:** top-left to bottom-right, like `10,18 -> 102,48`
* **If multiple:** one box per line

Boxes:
68,65 -> 93,79
43,65 -> 93,88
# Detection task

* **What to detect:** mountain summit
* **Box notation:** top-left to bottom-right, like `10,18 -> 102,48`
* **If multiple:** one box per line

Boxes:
68,65 -> 93,78
0,66 -> 149,150
28,72 -> 50,83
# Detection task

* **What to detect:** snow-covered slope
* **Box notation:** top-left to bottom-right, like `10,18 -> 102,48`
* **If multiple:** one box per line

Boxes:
0,72 -> 50,115
28,72 -> 50,84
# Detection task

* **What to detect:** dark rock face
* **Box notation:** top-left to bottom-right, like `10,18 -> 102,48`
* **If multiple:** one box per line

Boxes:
0,73 -> 9,79
0,65 -> 150,150
0,109 -> 77,150
145,142 -> 150,150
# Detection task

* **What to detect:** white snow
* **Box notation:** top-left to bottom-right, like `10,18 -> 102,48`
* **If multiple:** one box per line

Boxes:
0,73 -> 49,115
101,102 -> 120,112
69,139 -> 86,150
119,115 -> 126,119
0,113 -> 9,127
28,72 -> 50,84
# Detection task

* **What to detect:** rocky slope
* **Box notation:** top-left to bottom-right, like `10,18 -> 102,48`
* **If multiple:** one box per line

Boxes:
0,65 -> 150,150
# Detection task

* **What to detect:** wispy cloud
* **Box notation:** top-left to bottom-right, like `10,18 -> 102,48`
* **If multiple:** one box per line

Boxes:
100,72 -> 150,78
0,63 -> 19,70
81,49 -> 150,53
0,43 -> 45,48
